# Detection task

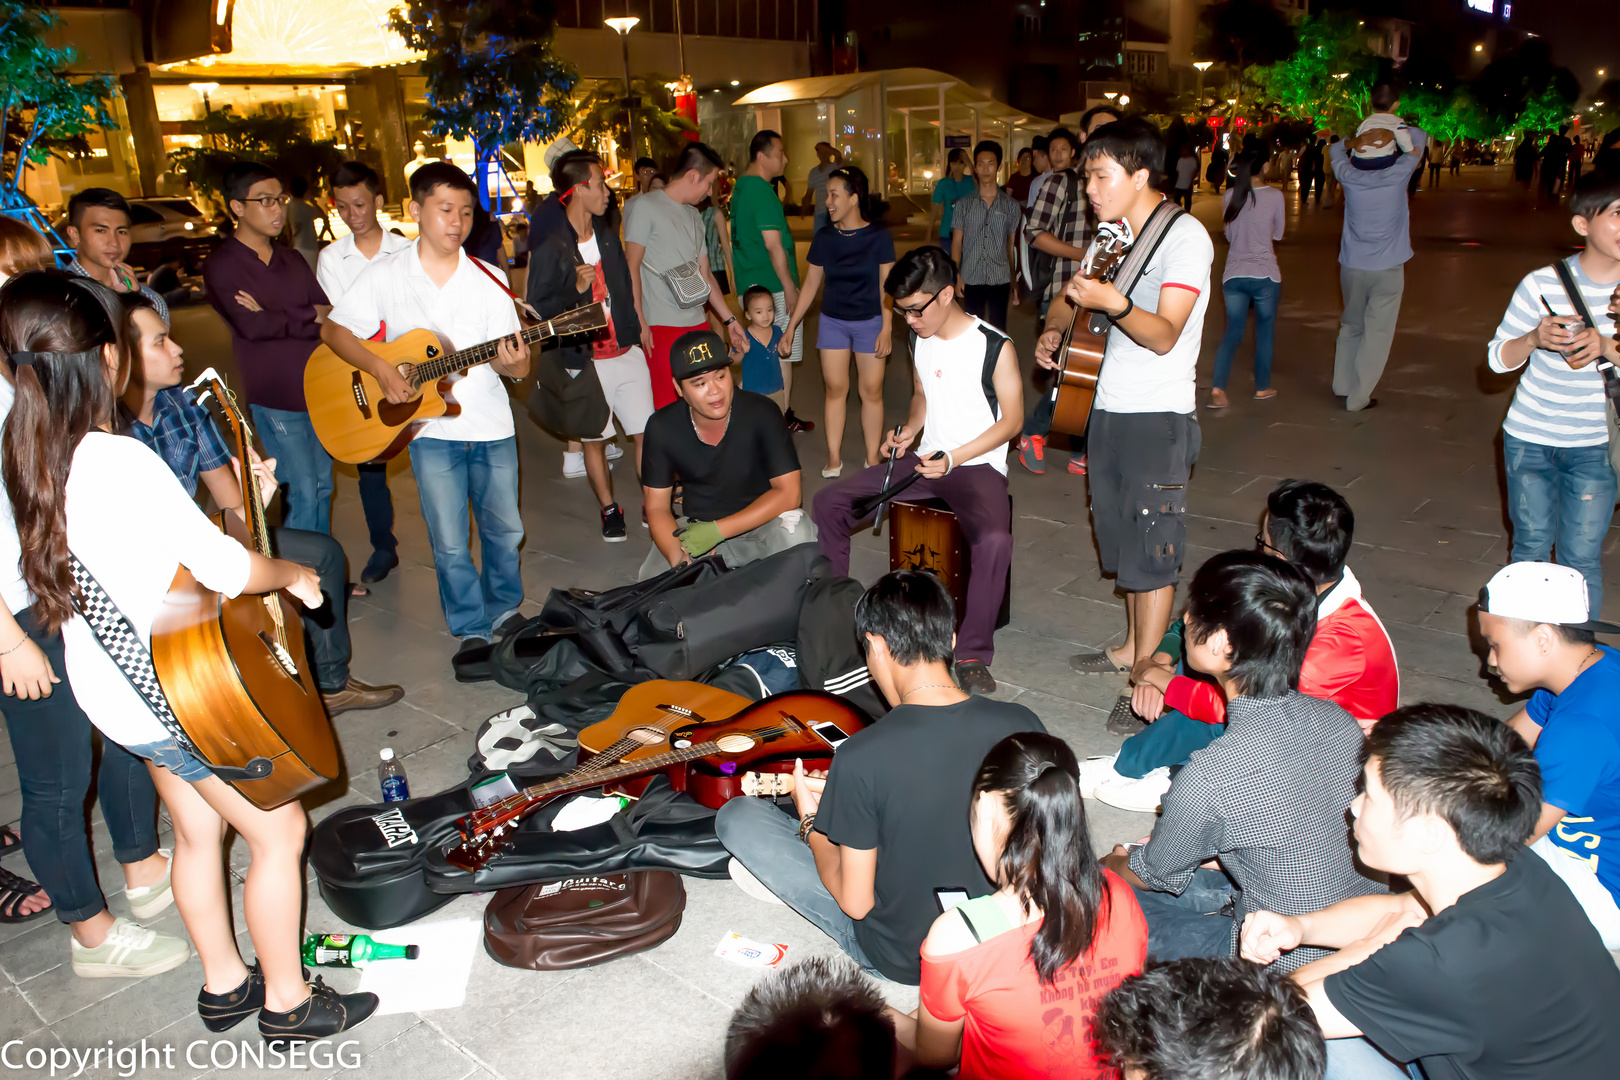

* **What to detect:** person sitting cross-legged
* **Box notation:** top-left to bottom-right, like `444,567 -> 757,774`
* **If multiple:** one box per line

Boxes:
1084,480 -> 1399,813
811,246 -> 1023,695
1241,703 -> 1620,1080
637,329 -> 816,579
1098,550 -> 1385,968
715,571 -> 1046,986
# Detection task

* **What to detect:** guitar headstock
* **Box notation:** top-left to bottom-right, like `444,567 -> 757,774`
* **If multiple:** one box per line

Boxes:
739,772 -> 795,798
1083,221 -> 1133,284
547,302 -> 610,339
187,367 -> 251,440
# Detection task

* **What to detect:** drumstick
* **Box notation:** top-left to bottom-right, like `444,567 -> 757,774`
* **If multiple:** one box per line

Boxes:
871,424 -> 906,536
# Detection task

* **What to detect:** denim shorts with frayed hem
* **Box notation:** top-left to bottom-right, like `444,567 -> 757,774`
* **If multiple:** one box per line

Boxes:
123,738 -> 215,783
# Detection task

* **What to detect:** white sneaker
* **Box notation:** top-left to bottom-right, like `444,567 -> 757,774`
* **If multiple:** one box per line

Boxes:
604,442 -> 624,462
70,917 -> 191,979
1095,767 -> 1174,813
728,857 -> 783,905
562,451 -> 585,479
1079,754 -> 1123,800
124,848 -> 173,921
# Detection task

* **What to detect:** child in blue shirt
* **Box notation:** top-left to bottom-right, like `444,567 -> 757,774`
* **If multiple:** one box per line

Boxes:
731,285 -> 785,406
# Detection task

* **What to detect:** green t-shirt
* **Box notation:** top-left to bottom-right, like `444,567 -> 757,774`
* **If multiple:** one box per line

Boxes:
931,174 -> 976,238
730,174 -> 799,293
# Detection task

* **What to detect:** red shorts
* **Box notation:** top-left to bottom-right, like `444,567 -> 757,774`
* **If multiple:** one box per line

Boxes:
647,323 -> 707,409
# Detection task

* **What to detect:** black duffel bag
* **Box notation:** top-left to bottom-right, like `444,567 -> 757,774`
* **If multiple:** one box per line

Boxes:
424,775 -> 731,894
637,543 -> 829,680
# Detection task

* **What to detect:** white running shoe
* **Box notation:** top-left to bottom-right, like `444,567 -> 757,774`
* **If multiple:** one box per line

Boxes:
1095,767 -> 1174,814
1078,754 -> 1123,800
70,917 -> 190,979
123,848 -> 173,921
562,451 -> 586,478
605,442 -> 624,462
728,858 -> 783,905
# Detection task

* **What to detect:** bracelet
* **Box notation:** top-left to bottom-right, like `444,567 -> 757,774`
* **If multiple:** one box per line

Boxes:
943,451 -> 955,474
797,813 -> 817,843
723,316 -> 737,326
1108,296 -> 1135,323
0,635 -> 28,657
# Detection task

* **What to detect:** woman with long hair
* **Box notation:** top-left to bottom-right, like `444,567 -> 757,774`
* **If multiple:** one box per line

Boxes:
779,166 -> 895,476
0,269 -> 376,1042
893,733 -> 1148,1079
1210,149 -> 1286,409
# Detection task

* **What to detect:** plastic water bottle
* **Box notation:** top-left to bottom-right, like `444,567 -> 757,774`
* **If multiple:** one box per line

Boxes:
378,747 -> 409,802
302,933 -> 419,968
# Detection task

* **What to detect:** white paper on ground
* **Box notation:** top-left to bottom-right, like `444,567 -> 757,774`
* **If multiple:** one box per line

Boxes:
356,917 -> 483,1015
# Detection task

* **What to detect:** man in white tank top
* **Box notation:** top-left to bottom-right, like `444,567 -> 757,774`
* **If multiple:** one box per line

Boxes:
812,247 -> 1024,694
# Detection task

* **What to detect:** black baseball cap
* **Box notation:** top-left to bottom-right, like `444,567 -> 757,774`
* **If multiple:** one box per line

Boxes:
669,329 -> 730,382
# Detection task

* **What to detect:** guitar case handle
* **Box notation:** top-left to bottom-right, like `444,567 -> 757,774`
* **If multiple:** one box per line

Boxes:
207,757 -> 275,783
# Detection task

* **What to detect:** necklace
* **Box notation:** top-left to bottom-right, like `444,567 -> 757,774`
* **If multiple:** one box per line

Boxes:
901,683 -> 960,700
690,406 -> 731,441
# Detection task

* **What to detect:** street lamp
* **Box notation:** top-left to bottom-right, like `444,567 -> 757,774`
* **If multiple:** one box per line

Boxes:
1103,91 -> 1118,101
1193,61 -> 1212,107
189,82 -> 219,149
605,15 -> 640,160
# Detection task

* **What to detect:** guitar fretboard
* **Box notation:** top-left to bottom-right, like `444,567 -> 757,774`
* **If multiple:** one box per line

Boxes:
409,323 -> 554,388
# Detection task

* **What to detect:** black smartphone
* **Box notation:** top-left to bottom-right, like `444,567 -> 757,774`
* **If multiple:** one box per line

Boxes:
934,887 -> 970,913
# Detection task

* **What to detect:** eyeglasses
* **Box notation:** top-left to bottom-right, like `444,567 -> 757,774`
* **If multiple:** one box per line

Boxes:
1254,531 -> 1278,555
894,292 -> 941,320
241,195 -> 291,209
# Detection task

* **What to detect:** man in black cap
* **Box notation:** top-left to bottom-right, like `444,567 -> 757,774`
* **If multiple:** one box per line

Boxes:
638,329 -> 815,579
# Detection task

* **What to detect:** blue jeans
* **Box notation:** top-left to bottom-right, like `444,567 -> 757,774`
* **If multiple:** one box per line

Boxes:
251,405 -> 334,534
1503,434 -> 1617,615
1324,1037 -> 1423,1080
271,525 -> 350,691
357,462 -> 397,557
1132,867 -> 1237,963
1115,659 -> 1225,778
1212,277 -> 1281,392
408,436 -> 525,640
7,608 -> 160,923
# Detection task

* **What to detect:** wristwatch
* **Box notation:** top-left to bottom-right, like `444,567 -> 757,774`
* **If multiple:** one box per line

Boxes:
723,316 -> 738,326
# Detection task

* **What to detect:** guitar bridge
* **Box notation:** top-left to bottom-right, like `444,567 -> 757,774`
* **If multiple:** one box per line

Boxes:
350,373 -> 372,419
258,631 -> 301,678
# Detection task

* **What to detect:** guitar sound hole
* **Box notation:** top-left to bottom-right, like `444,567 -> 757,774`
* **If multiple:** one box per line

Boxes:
715,734 -> 756,754
626,726 -> 668,746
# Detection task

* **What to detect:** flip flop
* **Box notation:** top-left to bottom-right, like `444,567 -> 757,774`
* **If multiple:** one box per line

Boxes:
1254,388 -> 1278,400
0,866 -> 52,923
1070,647 -> 1131,675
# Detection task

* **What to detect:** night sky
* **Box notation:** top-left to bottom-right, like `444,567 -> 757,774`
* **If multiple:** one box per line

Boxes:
1512,1 -> 1616,99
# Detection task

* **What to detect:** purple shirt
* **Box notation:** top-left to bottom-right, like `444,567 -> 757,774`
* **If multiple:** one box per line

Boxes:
1220,185 -> 1286,283
202,236 -> 328,411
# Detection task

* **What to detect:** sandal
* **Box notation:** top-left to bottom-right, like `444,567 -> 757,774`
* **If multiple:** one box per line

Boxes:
349,583 -> 369,598
1254,388 -> 1278,400
1209,387 -> 1230,409
0,825 -> 20,858
0,865 -> 52,923
1069,646 -> 1132,675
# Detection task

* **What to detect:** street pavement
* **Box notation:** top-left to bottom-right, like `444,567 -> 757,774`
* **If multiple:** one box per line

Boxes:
0,164 -> 1613,1078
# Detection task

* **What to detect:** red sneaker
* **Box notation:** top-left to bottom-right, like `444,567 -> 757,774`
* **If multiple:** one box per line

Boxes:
1067,454 -> 1087,476
1017,434 -> 1047,474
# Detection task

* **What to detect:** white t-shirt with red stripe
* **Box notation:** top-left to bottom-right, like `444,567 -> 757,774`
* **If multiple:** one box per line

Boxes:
1096,212 -> 1213,416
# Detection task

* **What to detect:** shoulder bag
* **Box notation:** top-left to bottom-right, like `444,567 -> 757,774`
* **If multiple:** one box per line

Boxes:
1549,257 -> 1620,483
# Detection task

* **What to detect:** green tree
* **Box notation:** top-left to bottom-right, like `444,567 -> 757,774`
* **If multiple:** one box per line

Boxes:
1200,0 -> 1300,112
1249,13 -> 1378,132
0,0 -> 116,219
388,0 -> 577,207
569,76 -> 698,166
166,111 -> 344,199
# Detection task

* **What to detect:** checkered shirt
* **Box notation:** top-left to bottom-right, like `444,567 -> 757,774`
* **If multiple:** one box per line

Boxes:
1023,167 -> 1087,299
124,387 -> 231,498
66,257 -> 170,325
1129,691 -> 1387,973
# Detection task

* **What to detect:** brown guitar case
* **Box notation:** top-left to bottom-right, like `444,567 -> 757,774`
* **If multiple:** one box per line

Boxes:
483,871 -> 686,970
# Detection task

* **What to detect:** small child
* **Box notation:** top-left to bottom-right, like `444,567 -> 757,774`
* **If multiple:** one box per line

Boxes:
1348,83 -> 1413,170
732,284 -> 786,407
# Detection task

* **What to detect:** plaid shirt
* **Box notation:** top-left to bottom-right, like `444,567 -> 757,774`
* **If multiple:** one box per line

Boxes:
1023,168 -> 1087,299
124,386 -> 231,498
66,257 -> 170,325
1129,691 -> 1387,973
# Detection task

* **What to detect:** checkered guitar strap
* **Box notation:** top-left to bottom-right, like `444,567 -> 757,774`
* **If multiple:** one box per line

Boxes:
68,554 -> 204,759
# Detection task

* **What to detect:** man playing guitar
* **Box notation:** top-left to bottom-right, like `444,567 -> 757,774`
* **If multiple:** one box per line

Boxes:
1035,118 -> 1214,686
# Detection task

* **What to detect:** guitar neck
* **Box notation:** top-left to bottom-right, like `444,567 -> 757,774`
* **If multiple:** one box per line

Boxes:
410,322 -> 555,387
470,738 -> 724,832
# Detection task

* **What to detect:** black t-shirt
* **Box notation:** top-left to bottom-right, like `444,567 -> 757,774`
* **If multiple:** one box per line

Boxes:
815,697 -> 1046,984
1324,852 -> 1620,1080
641,390 -> 800,521
807,223 -> 896,321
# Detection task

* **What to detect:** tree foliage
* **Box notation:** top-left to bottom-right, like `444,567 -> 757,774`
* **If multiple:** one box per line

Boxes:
1248,13 -> 1376,132
0,0 -> 116,209
167,111 -> 344,198
569,76 -> 698,167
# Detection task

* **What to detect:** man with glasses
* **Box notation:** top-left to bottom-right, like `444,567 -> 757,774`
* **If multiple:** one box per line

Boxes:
1081,480 -> 1399,813
811,247 -> 1023,694
202,161 -> 334,534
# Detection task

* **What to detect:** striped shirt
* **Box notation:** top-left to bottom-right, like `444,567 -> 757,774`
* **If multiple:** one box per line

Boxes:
1488,255 -> 1617,448
951,187 -> 1022,286
1220,185 -> 1286,283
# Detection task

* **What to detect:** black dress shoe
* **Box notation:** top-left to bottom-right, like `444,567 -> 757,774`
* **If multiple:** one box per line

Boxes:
494,612 -> 528,639
198,962 -> 311,1033
360,550 -> 399,584
258,976 -> 378,1046
453,636 -> 490,666
955,660 -> 997,695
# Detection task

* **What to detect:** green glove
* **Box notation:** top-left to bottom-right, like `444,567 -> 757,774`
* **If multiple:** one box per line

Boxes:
675,519 -> 725,558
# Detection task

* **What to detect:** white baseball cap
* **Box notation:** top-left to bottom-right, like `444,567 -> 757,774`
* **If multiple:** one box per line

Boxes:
1479,562 -> 1620,633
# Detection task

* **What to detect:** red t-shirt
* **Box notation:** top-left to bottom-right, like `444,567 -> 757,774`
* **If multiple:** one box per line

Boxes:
919,872 -> 1148,1080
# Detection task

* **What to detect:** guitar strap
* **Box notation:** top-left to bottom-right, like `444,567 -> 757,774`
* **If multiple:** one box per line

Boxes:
466,253 -> 547,323
1549,257 -> 1620,405
1088,199 -> 1187,335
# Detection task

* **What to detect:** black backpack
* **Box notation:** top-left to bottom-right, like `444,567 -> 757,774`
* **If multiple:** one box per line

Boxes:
795,573 -> 889,721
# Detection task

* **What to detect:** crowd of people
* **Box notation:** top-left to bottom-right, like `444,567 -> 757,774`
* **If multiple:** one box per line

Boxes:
0,78 -> 1617,1079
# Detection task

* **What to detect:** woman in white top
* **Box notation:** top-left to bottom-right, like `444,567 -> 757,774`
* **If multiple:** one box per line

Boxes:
0,270 -> 376,1043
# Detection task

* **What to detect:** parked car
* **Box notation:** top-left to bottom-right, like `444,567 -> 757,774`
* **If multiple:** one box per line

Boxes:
53,196 -> 224,271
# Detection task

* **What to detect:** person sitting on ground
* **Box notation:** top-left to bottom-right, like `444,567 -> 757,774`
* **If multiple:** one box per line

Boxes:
1095,957 -> 1326,1080
1241,703 -> 1620,1079
812,246 -> 1022,695
1478,561 -> 1620,948
1084,480 -> 1399,813
1346,84 -> 1413,171
715,571 -> 1046,986
638,329 -> 814,579
1098,550 -> 1385,968
889,732 -> 1147,1079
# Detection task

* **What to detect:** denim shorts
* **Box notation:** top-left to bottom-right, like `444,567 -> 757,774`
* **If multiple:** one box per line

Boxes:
124,737 -> 216,782
816,314 -> 884,353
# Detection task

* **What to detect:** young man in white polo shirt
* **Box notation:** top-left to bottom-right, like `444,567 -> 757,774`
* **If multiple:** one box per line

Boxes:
320,163 -> 531,665
1036,118 -> 1213,687
316,161 -> 412,585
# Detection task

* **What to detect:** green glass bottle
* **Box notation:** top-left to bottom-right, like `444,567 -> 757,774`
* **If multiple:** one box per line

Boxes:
302,933 -> 420,968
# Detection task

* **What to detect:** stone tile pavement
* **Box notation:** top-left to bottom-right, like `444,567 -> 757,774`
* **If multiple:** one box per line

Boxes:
1,165 -> 1616,1078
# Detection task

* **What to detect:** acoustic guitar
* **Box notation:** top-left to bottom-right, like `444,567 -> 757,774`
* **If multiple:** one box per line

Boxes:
1045,221 -> 1132,438
149,369 -> 340,809
441,682 -> 869,871
304,301 -> 608,463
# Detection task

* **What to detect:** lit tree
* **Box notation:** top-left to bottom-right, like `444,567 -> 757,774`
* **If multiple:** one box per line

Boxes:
388,0 -> 578,208
1249,13 -> 1378,132
570,75 -> 697,166
167,112 -> 344,199
0,0 -> 116,233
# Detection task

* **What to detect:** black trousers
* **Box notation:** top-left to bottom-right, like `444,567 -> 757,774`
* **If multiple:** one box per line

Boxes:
270,525 -> 350,692
961,283 -> 1010,331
